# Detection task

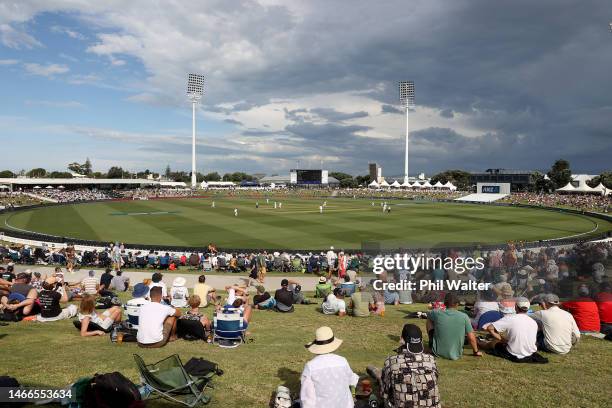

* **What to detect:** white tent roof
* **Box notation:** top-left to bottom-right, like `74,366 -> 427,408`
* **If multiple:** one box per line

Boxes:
556,182 -> 576,192
390,180 -> 401,188
0,185 -> 8,189
444,181 -> 457,190
45,185 -> 53,189
412,182 -> 423,188
401,179 -> 412,187
591,183 -> 606,192
433,181 -> 444,188
573,183 -> 597,193
379,179 -> 390,187
422,181 -> 433,188
368,180 -> 379,188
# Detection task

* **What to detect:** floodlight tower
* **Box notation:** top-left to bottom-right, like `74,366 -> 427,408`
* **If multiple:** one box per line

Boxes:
187,73 -> 205,188
399,81 -> 415,184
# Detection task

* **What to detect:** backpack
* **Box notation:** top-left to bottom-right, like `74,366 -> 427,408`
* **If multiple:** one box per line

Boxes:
0,308 -> 23,322
184,357 -> 223,377
83,372 -> 142,408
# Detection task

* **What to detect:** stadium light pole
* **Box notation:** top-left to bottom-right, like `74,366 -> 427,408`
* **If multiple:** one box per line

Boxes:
187,73 -> 205,189
399,81 -> 415,184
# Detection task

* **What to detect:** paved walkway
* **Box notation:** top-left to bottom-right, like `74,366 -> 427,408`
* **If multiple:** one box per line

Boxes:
12,265 -> 321,291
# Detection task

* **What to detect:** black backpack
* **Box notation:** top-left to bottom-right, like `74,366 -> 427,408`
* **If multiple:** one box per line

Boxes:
83,372 -> 142,408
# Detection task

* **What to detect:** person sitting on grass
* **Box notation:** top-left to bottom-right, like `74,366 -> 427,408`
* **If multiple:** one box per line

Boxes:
383,283 -> 400,306
300,326 -> 358,408
99,268 -> 114,295
339,275 -> 356,297
274,279 -> 295,313
137,286 -> 181,348
479,297 -> 544,363
109,270 -> 129,292
594,282 -> 612,336
321,288 -> 347,317
532,293 -> 580,354
561,285 -> 601,334
148,272 -> 169,302
253,285 -> 276,310
471,288 -> 499,328
170,276 -> 189,308
224,284 -> 249,306
314,276 -> 332,298
426,292 -> 482,360
77,294 -> 122,337
193,275 -> 216,307
367,323 -> 440,408
286,279 -> 311,305
349,281 -> 375,317
81,270 -> 99,296
179,295 -> 211,333
0,272 -> 39,318
36,278 -> 77,322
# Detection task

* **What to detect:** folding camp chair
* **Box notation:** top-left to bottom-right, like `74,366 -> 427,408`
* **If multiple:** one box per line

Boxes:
212,308 -> 246,348
123,303 -> 142,330
134,354 -> 214,407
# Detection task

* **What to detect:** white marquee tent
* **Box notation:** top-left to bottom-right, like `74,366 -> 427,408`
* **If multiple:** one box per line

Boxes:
556,182 -> 576,192
368,180 -> 379,188
444,181 -> 457,191
379,179 -> 390,188
390,180 -> 401,188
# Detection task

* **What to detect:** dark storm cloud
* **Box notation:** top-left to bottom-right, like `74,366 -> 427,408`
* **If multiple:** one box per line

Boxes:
217,0 -> 612,174
439,109 -> 454,119
381,104 -> 402,115
224,118 -> 243,125
309,108 -> 368,121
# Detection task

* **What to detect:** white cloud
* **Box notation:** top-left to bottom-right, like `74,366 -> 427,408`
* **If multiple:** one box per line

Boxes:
0,23 -> 41,49
0,58 -> 19,65
24,62 -> 69,77
50,25 -> 85,40
25,100 -> 84,108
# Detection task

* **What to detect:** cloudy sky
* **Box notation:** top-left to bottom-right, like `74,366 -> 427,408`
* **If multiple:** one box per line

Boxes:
0,0 -> 611,177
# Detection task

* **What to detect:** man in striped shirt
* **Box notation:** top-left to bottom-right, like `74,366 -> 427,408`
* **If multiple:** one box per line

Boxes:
81,270 -> 99,296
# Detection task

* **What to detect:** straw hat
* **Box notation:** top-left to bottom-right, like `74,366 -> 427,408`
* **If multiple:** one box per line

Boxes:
305,326 -> 343,354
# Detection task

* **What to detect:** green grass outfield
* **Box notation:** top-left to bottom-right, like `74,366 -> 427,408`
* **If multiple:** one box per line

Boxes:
2,197 -> 610,249
1,291 -> 611,407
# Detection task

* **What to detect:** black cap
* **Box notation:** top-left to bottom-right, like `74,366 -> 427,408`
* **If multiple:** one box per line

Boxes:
281,279 -> 289,286
401,324 -> 424,354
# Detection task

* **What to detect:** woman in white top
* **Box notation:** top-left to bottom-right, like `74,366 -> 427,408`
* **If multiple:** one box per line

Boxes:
170,277 -> 189,308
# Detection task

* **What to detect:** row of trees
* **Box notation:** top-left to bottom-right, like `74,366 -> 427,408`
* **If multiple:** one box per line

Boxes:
1,158 -> 609,189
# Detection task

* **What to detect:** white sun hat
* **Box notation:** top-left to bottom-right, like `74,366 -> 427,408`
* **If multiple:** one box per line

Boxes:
172,276 -> 186,287
305,326 -> 343,355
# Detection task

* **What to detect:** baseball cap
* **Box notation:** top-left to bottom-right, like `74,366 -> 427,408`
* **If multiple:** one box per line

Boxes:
401,324 -> 424,354
515,297 -> 531,310
543,293 -> 560,305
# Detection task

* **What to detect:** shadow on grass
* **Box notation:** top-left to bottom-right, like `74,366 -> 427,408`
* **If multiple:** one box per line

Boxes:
277,367 -> 301,390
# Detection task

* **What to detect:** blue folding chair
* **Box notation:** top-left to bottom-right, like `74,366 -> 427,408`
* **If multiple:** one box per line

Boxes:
212,308 -> 246,348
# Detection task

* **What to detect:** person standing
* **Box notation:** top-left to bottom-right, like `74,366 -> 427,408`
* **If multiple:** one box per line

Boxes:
300,326 -> 358,408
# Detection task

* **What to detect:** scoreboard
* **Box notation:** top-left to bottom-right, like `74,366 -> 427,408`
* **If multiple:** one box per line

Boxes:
290,169 -> 329,185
